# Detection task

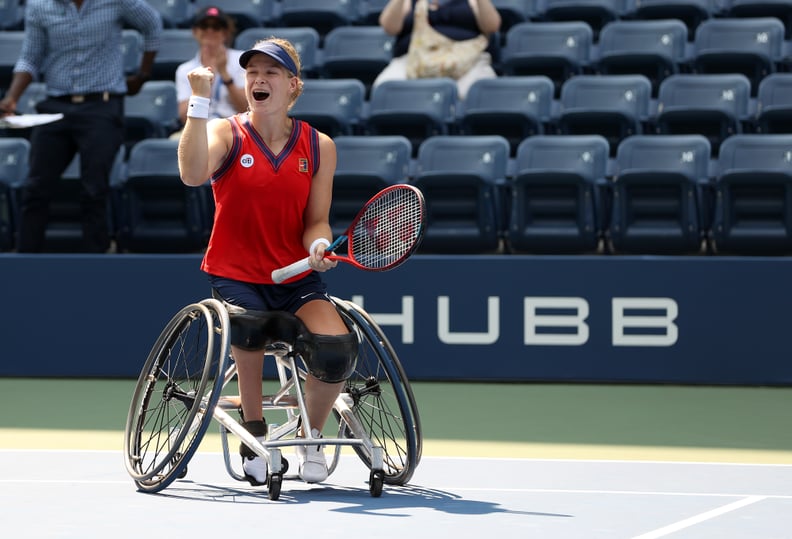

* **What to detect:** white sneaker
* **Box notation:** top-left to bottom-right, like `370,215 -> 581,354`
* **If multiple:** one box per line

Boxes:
296,428 -> 328,483
242,453 -> 268,486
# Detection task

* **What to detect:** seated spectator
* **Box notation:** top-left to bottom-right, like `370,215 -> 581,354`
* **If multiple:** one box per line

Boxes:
373,0 -> 501,100
174,7 -> 247,130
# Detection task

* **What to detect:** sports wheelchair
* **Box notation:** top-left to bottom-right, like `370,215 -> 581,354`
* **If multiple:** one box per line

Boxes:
123,297 -> 421,500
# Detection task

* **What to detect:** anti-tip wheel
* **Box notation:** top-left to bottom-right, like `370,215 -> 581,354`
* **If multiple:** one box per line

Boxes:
369,470 -> 384,497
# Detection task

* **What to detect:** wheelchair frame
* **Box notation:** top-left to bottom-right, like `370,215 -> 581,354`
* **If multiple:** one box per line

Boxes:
123,296 -> 421,500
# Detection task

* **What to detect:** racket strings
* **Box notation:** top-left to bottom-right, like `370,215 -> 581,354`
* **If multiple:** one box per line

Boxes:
350,188 -> 423,270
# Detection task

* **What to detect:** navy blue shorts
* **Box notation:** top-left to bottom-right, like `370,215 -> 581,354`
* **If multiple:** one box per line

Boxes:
207,272 -> 331,314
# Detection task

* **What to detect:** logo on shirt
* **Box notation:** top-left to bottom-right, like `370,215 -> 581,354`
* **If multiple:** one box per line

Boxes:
298,158 -> 308,173
240,154 -> 254,168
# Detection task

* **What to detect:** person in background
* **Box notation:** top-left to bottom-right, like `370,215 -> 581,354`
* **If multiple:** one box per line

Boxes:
174,6 -> 247,130
0,0 -> 162,253
373,0 -> 501,99
177,38 -> 358,486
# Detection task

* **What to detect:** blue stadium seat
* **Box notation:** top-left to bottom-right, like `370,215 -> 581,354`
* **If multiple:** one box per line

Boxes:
0,137 -> 29,251
331,135 -> 412,240
692,17 -> 785,95
0,31 -> 24,93
411,135 -> 510,253
123,80 -> 179,153
366,78 -> 459,155
113,139 -> 209,253
358,0 -> 390,25
711,134 -> 792,254
508,135 -> 609,253
458,76 -> 554,155
492,0 -> 538,33
541,0 -> 627,38
609,135 -> 711,254
722,0 -> 792,39
235,27 -> 322,78
145,0 -> 193,28
289,78 -> 366,137
121,29 -> 144,76
595,19 -> 688,97
320,26 -> 394,93
627,0 -> 716,38
755,73 -> 792,134
150,29 -> 198,81
655,73 -> 752,155
557,74 -> 652,155
278,0 -> 361,38
501,21 -> 592,96
0,0 -> 24,31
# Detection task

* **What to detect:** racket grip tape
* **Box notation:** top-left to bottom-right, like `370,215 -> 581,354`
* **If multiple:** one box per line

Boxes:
271,257 -> 311,284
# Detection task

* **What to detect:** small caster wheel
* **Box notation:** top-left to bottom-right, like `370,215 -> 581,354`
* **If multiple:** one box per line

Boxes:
280,456 -> 289,475
267,473 -> 282,501
369,470 -> 384,497
172,453 -> 187,479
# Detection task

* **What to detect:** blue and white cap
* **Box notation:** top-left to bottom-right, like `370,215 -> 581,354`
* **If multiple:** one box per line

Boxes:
239,42 -> 299,75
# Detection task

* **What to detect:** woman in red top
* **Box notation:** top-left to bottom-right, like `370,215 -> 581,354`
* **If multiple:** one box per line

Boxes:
178,38 -> 354,486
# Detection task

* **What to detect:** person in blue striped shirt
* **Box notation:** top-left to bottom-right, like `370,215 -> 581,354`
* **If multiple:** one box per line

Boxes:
0,0 -> 163,253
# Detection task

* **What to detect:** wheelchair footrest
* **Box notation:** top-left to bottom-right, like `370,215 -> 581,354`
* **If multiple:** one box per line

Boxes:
216,395 -> 300,410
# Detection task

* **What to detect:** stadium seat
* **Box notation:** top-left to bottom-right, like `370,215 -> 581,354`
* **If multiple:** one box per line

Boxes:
320,26 -> 395,94
235,27 -> 322,78
358,0 -> 390,25
608,135 -> 711,254
0,31 -> 24,93
692,17 -> 785,96
278,0 -> 361,39
145,0 -> 193,28
411,135 -> 510,253
508,135 -> 609,253
366,78 -> 459,156
654,73 -> 752,155
113,139 -> 209,253
628,0 -> 716,38
0,0 -> 24,31
595,19 -> 688,97
492,0 -> 538,33
722,0 -> 792,38
289,79 -> 366,137
331,135 -> 412,239
121,29 -> 144,76
541,0 -> 626,39
0,137 -> 29,251
150,29 -> 198,81
123,80 -> 179,154
557,74 -> 652,155
755,73 -> 792,134
500,21 -> 592,97
193,0 -> 278,32
42,148 -> 126,253
711,134 -> 792,254
458,76 -> 554,155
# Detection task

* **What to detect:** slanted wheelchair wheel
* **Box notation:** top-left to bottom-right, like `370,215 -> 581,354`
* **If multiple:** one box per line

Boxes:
332,298 -> 422,486
124,299 -> 229,492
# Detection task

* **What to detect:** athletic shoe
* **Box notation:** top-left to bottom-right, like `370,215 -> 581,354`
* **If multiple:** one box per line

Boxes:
296,428 -> 328,483
240,420 -> 268,486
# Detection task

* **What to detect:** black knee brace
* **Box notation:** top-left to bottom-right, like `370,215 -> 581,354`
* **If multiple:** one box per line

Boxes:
229,309 -> 310,352
301,332 -> 359,383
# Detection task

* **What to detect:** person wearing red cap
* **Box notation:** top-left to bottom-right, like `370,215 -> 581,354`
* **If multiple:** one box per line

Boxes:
174,6 -> 246,130
177,38 -> 357,487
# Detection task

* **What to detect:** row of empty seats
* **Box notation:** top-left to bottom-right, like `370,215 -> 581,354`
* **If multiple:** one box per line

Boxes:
3,133 -> 792,256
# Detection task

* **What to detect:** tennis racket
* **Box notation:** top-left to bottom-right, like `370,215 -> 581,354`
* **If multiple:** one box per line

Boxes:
272,184 -> 426,283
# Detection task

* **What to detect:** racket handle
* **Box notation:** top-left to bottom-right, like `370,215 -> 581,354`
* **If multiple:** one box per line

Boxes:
271,257 -> 311,284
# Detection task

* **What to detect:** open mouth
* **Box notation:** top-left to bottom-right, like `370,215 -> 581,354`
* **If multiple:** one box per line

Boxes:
252,90 -> 270,101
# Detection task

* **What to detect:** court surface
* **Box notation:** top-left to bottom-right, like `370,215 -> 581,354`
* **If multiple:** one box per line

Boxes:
1,380 -> 791,537
1,449 -> 791,538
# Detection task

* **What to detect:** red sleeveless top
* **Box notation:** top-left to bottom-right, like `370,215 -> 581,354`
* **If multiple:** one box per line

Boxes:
201,115 -> 320,284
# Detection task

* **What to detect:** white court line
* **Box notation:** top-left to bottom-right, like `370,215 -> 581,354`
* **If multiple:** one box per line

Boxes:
631,496 -> 767,539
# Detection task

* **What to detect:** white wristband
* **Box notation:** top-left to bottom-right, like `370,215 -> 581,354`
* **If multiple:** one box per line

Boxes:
309,238 -> 331,257
187,95 -> 210,119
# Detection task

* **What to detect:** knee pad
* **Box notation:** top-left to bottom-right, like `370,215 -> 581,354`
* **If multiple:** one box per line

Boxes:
229,309 -> 309,352
301,332 -> 359,383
